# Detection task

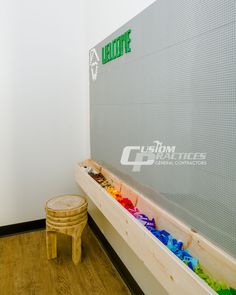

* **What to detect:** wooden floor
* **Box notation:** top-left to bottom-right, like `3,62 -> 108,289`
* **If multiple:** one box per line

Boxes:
0,226 -> 131,295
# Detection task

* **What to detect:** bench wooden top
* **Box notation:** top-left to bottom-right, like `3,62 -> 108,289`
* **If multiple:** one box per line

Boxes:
46,195 -> 87,211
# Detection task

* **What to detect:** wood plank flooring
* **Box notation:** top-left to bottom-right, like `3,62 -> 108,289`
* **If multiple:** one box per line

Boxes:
0,226 -> 131,295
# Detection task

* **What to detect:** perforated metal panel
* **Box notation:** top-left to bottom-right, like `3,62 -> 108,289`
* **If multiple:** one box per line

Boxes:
90,0 -> 236,257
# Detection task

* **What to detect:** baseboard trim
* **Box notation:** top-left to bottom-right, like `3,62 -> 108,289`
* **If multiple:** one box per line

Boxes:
0,219 -> 45,237
88,214 -> 145,295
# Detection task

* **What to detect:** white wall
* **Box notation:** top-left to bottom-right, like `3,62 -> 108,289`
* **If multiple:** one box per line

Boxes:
0,0 -> 156,226
86,0 -> 157,49
0,0 -> 89,226
0,1 -> 166,293
84,1 -> 167,295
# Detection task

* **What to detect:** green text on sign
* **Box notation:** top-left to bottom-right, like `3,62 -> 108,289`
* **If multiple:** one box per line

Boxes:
102,29 -> 132,64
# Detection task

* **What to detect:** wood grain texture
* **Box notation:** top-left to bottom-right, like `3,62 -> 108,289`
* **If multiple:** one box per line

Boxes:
76,160 -> 236,295
46,195 -> 88,264
46,195 -> 87,218
0,227 -> 131,295
46,231 -> 57,259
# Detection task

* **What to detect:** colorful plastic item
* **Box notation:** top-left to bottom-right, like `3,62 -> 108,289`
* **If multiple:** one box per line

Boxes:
217,289 -> 236,295
87,168 -> 234,293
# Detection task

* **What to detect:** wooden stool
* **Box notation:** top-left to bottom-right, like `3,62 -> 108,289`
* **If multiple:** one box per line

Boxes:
45,195 -> 88,265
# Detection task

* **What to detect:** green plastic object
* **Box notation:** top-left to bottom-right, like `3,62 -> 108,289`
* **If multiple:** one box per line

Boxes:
217,289 -> 236,295
217,290 -> 231,295
195,265 -> 236,295
194,264 -> 227,292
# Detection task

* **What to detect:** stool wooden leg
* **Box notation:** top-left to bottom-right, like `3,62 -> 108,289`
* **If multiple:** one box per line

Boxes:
72,232 -> 82,265
46,230 -> 57,260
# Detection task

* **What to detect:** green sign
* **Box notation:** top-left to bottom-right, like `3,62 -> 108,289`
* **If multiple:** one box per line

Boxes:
102,29 -> 132,64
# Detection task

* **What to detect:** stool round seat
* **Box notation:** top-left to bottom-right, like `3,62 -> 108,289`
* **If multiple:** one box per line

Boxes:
46,195 -> 87,218
45,194 -> 88,265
